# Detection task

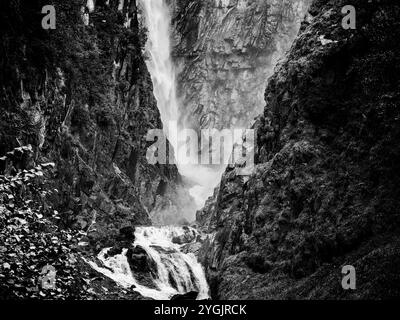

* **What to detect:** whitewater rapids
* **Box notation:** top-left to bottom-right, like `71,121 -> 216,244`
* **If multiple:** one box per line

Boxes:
87,226 -> 209,300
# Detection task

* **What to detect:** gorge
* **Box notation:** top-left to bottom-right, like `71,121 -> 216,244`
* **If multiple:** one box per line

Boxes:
88,0 -> 308,299
85,0 -> 311,299
1,0 -> 400,301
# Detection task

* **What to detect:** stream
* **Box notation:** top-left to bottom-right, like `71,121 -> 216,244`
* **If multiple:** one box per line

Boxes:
88,0 -> 213,300
87,226 -> 209,300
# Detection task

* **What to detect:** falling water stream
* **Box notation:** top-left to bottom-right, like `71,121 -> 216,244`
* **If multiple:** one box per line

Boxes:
88,0 -> 211,300
139,0 -> 179,129
140,0 -> 229,210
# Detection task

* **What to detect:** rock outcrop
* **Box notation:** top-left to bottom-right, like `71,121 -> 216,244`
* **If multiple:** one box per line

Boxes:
172,0 -> 311,132
197,0 -> 400,299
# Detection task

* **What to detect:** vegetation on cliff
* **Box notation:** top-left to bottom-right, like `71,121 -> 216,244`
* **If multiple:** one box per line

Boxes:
197,0 -> 400,299
0,0 -> 186,299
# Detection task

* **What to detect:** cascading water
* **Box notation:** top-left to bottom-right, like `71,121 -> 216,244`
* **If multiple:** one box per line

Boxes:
139,0 -> 229,212
87,0 -> 211,301
88,226 -> 209,300
139,0 -> 179,134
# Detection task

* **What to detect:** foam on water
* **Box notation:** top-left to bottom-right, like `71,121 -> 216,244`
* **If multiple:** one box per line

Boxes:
87,226 -> 209,300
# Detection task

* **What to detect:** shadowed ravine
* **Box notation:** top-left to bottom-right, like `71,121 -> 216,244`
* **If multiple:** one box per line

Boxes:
87,0 -> 213,300
86,0 -> 306,300
2,0 -> 400,302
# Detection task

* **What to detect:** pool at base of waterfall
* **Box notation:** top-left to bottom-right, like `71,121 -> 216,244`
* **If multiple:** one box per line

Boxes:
86,226 -> 210,300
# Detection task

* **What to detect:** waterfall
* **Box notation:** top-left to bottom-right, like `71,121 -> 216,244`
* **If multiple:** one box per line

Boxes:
139,0 -> 229,212
139,0 -> 179,133
86,0 -> 210,300
87,226 -> 210,300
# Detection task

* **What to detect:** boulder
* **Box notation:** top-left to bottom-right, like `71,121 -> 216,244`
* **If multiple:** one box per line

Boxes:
118,226 -> 135,242
126,246 -> 157,275
172,228 -> 197,245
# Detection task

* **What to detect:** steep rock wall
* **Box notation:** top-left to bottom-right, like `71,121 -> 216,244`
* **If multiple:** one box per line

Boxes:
172,0 -> 311,131
196,0 -> 400,299
0,0 -> 192,251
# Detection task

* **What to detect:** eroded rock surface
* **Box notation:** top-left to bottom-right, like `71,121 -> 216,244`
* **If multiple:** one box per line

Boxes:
196,0 -> 400,299
172,0 -> 311,131
0,0 -> 193,252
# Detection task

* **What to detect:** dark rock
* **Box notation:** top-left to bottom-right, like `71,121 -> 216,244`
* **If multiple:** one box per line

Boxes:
195,0 -> 400,300
171,291 -> 199,300
119,226 -> 136,242
125,246 -> 159,290
106,245 -> 123,258
245,254 -> 272,274
168,273 -> 179,291
126,246 -> 157,276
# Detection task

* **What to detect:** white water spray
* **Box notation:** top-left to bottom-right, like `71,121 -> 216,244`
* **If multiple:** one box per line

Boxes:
139,0 -> 179,132
87,226 -> 209,300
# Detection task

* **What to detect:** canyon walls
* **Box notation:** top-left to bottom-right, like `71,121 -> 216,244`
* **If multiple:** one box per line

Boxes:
172,0 -> 311,132
196,0 -> 400,299
168,0 -> 312,211
0,0 -> 193,251
2,0 -> 400,301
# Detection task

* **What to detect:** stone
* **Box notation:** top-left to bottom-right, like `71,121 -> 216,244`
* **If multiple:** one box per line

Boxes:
126,246 -> 157,275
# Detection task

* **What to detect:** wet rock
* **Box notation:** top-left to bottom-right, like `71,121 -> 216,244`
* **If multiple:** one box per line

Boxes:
106,246 -> 123,258
181,242 -> 202,255
173,0 -> 311,132
172,227 -> 197,245
118,226 -> 136,242
171,291 -> 199,300
126,246 -> 157,276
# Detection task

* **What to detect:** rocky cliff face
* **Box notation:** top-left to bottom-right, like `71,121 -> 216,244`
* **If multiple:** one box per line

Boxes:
0,0 -> 192,251
196,0 -> 400,299
172,0 -> 311,132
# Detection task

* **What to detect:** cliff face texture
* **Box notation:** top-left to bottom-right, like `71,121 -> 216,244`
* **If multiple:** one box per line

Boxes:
172,0 -> 311,131
0,0 -> 190,250
197,0 -> 400,299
